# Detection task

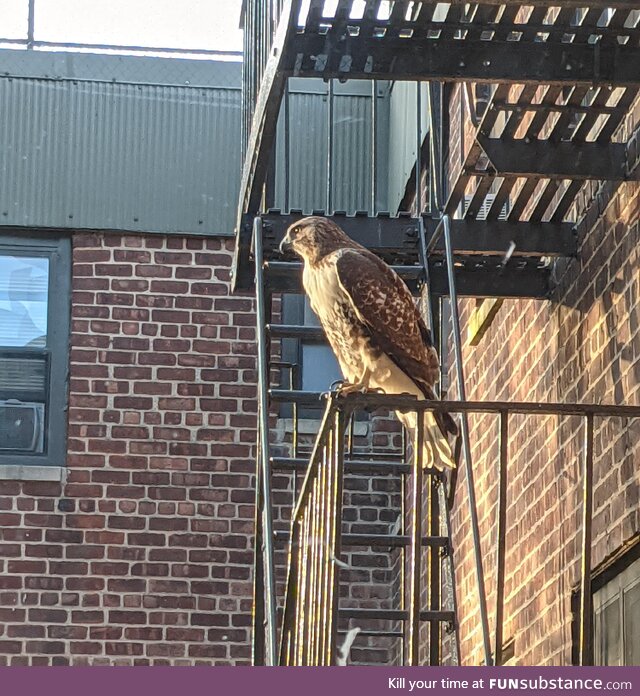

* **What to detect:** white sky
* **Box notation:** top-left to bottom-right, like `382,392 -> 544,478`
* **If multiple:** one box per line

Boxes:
1,0 -> 243,52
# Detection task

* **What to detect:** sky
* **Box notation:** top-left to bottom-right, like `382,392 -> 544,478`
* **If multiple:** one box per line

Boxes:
1,0 -> 244,53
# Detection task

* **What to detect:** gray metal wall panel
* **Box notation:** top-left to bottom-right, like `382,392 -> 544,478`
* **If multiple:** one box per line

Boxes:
387,81 -> 429,213
273,79 -> 388,215
0,72 -> 241,236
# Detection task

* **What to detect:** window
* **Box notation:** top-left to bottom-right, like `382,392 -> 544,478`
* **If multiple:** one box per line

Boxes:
594,554 -> 640,665
280,294 -> 342,417
0,234 -> 70,469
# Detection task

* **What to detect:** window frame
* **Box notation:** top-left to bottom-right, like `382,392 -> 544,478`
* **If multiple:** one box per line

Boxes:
593,553 -> 640,665
0,232 -> 71,468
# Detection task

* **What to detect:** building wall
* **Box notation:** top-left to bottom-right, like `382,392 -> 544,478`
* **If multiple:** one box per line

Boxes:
446,86 -> 640,666
0,50 -> 242,237
0,233 -> 257,665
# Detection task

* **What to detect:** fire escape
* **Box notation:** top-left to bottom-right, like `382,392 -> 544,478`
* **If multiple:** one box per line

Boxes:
235,1 -> 640,666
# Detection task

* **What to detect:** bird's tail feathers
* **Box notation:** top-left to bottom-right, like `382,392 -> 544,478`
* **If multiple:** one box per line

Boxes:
396,409 -> 456,471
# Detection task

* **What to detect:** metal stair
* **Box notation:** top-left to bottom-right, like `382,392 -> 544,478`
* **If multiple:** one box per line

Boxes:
239,0 -> 640,668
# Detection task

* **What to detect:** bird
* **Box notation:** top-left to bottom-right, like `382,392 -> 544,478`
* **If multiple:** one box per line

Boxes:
279,216 -> 457,470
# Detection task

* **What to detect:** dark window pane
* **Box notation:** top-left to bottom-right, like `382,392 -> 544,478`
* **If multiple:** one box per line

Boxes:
301,344 -> 342,392
0,255 -> 49,347
624,581 -> 640,665
601,599 -> 621,665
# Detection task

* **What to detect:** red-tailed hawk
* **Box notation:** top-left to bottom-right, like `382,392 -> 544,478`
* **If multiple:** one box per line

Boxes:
279,216 -> 457,469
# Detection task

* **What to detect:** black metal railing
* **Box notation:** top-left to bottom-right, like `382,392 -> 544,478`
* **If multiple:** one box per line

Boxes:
279,394 -> 346,665
263,389 -> 640,665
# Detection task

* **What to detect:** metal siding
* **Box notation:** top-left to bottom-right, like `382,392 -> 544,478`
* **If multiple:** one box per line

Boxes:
387,81 -> 429,213
0,74 -> 241,235
273,79 -> 386,215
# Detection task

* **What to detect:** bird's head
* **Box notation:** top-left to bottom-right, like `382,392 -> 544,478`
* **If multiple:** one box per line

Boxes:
279,216 -> 353,265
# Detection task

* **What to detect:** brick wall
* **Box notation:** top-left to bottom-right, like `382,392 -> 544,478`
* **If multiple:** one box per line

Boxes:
446,89 -> 640,666
0,233 -> 258,665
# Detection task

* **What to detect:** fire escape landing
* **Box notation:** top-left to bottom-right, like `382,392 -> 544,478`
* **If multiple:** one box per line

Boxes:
236,0 -> 640,667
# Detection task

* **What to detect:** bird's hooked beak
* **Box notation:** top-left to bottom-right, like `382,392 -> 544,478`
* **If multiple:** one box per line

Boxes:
279,231 -> 293,255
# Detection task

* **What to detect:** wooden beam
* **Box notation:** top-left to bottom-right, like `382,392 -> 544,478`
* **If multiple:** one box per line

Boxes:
288,36 -> 640,87
477,138 -> 638,181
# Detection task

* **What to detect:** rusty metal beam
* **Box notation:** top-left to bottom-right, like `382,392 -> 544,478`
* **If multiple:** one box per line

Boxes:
478,138 -> 638,181
288,36 -> 640,87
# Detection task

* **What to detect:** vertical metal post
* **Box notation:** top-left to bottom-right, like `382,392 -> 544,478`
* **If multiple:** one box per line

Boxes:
408,413 -> 424,665
579,413 -> 595,666
253,217 -> 278,666
427,82 -> 441,213
442,214 -> 493,665
371,80 -> 378,215
415,82 -> 423,215
283,79 -> 291,212
326,79 -> 334,214
428,475 -> 441,665
27,0 -> 35,48
494,410 -> 509,666
329,407 -> 346,665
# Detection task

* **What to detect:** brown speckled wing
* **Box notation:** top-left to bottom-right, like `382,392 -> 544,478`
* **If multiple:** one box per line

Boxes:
335,248 -> 439,388
335,248 -> 458,437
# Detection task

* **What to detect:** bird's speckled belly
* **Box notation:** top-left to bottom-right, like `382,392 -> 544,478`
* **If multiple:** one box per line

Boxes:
303,255 -> 380,384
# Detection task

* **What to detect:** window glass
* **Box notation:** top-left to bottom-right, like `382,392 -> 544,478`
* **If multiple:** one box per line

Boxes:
301,343 -> 342,392
0,255 -> 49,347
624,580 -> 640,665
601,598 -> 621,665
0,0 -> 29,40
0,254 -> 50,455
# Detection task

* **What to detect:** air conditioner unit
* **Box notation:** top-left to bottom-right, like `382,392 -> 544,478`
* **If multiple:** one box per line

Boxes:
0,400 -> 44,453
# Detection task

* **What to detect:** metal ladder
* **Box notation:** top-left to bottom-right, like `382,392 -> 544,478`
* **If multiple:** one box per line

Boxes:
252,209 -> 471,665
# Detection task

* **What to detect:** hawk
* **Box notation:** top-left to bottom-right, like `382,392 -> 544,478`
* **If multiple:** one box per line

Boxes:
279,216 -> 457,470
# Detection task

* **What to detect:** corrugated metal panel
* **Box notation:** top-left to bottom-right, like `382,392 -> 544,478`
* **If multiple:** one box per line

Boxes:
273,79 -> 388,215
0,75 -> 241,235
387,81 -> 429,213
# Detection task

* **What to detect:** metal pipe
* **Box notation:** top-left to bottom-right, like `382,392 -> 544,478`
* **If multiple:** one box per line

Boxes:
269,391 -> 640,419
579,413 -> 595,666
326,79 -> 334,214
330,407 -> 346,665
428,475 -> 441,665
439,481 -> 462,666
283,79 -> 291,212
408,413 -> 424,665
415,82 -> 423,215
427,82 -> 441,213
27,0 -> 35,49
253,217 -> 278,666
494,410 -> 509,665
371,79 -> 378,215
442,213 -> 493,666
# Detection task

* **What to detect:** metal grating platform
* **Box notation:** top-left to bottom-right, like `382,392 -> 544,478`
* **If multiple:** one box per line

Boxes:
447,82 -> 640,224
288,1 -> 640,84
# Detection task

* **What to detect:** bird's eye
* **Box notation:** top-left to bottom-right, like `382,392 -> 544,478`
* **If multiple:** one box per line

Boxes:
293,226 -> 301,236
